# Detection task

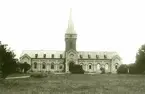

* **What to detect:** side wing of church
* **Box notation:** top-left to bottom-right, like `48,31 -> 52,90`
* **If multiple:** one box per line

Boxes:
20,9 -> 122,74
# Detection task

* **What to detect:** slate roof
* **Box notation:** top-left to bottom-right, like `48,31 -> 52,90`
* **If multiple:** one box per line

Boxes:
20,50 -> 65,58
20,50 -> 119,59
78,51 -> 118,59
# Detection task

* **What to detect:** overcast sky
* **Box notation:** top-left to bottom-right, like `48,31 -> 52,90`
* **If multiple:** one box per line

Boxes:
0,0 -> 145,64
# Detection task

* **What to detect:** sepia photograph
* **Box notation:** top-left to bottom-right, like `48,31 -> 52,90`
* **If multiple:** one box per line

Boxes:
0,0 -> 145,94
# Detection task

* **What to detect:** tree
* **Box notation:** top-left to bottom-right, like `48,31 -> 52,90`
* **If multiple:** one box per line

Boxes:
100,67 -> 105,74
117,64 -> 128,74
135,44 -> 145,73
128,63 -> 137,74
23,62 -> 31,73
0,42 -> 17,79
69,62 -> 84,74
18,62 -> 31,73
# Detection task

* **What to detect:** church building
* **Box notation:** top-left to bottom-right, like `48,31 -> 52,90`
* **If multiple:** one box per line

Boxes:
20,9 -> 122,74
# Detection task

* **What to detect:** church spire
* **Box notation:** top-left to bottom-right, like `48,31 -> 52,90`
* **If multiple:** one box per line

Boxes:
66,8 -> 76,34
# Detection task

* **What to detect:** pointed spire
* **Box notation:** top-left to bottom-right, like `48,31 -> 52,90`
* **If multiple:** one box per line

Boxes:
66,8 -> 76,34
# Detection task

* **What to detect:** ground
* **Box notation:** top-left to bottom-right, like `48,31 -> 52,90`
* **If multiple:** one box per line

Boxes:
0,74 -> 145,94
7,73 -> 30,77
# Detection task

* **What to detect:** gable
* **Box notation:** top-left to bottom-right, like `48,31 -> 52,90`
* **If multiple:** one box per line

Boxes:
20,50 -> 65,58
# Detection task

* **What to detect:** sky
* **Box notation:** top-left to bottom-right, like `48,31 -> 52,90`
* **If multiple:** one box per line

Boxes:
0,0 -> 145,64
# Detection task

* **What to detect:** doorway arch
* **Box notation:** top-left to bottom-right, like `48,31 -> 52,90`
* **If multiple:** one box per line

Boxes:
69,61 -> 75,72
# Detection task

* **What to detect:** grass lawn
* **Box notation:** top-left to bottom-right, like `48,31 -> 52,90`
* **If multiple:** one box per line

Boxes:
0,74 -> 145,94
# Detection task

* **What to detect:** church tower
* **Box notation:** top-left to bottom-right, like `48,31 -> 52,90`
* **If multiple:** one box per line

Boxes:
65,8 -> 77,52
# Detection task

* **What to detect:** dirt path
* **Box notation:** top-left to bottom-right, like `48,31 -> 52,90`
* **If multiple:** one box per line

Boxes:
6,76 -> 30,79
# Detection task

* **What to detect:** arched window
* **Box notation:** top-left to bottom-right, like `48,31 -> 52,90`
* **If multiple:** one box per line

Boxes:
70,41 -> 73,48
97,63 -> 100,70
80,63 -> 83,69
59,64 -> 63,69
42,62 -> 46,69
88,64 -> 92,69
115,63 -> 118,69
34,62 -> 37,69
105,63 -> 109,70
51,63 -> 54,69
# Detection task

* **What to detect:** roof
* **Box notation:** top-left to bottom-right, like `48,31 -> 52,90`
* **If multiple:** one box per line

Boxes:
78,51 -> 119,59
66,8 -> 76,34
20,50 -> 65,58
20,50 -> 120,59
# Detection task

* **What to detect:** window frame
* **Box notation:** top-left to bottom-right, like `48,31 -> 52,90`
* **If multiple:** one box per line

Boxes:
42,62 -> 46,69
88,64 -> 92,69
34,62 -> 37,69
51,63 -> 54,69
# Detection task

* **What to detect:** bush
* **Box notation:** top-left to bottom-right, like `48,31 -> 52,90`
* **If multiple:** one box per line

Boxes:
117,64 -> 128,74
18,62 -> 31,73
30,72 -> 48,78
128,63 -> 138,74
100,67 -> 105,74
106,72 -> 112,74
69,63 -> 84,74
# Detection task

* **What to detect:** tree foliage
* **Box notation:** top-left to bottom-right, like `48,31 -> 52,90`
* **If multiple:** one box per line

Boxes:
69,62 -> 84,74
135,44 -> 145,73
117,64 -> 128,74
128,63 -> 137,74
22,62 -> 31,73
17,62 -> 31,73
100,67 -> 105,74
0,42 -> 17,78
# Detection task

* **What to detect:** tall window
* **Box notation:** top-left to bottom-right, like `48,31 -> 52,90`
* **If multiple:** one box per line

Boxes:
51,54 -> 54,58
97,63 -> 100,70
59,65 -> 63,69
105,63 -> 109,70
80,63 -> 83,69
70,41 -> 73,48
34,62 -> 37,69
115,63 -> 118,69
89,64 -> 92,69
35,54 -> 38,58
51,63 -> 54,69
43,54 -> 46,58
42,62 -> 46,69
